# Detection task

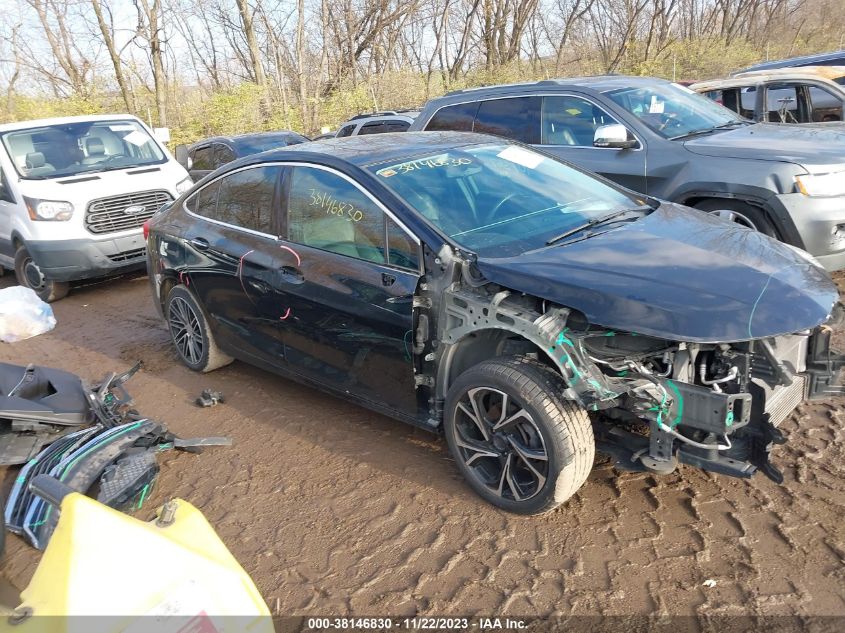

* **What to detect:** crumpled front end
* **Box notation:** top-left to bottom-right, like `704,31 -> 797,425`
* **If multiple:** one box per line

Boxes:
578,313 -> 845,483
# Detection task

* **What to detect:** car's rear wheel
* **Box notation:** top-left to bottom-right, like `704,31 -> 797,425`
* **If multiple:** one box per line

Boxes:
165,285 -> 233,373
694,199 -> 778,238
14,246 -> 69,302
444,356 -> 594,515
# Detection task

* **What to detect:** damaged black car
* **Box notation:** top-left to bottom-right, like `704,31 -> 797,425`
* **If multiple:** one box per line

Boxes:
146,132 -> 845,514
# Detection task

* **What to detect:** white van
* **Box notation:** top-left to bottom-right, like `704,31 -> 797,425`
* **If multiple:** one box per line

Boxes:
0,114 -> 192,301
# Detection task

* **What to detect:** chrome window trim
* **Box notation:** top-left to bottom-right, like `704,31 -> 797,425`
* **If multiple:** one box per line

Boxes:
423,92 -> 646,152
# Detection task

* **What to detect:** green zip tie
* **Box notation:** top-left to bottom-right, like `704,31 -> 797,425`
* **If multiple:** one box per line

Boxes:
137,483 -> 151,510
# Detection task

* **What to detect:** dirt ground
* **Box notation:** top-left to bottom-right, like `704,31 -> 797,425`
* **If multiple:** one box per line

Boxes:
0,271 -> 844,617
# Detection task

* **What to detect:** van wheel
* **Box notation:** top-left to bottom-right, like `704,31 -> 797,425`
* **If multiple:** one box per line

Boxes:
14,246 -> 70,302
694,199 -> 778,238
444,356 -> 594,515
165,285 -> 233,373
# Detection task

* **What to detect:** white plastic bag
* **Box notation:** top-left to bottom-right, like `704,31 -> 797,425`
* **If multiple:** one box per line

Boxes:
0,286 -> 57,343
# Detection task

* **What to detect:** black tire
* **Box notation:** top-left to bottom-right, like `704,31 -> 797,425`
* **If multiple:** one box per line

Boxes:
444,356 -> 595,515
165,285 -> 233,373
14,246 -> 70,302
694,199 -> 778,238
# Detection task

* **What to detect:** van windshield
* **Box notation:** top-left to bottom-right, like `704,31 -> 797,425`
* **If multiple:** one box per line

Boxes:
0,119 -> 166,180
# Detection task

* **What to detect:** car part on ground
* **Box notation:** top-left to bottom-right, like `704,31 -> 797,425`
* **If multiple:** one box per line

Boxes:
5,418 -> 231,549
0,361 -> 140,465
5,475 -> 272,626
0,286 -> 56,343
148,132 -> 845,514
409,76 -> 845,271
195,388 -> 225,408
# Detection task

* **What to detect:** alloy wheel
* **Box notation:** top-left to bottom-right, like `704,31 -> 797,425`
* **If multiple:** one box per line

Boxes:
715,209 -> 757,230
168,296 -> 205,365
452,387 -> 548,502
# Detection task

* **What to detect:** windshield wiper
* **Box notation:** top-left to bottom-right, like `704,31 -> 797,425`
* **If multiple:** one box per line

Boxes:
669,127 -> 719,141
714,120 -> 751,129
545,206 -> 651,246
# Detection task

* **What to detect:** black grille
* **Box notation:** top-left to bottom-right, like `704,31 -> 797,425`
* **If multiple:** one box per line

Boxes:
85,190 -> 172,234
108,247 -> 147,262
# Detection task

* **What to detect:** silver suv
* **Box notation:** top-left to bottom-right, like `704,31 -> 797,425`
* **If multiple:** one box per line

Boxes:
334,111 -> 418,137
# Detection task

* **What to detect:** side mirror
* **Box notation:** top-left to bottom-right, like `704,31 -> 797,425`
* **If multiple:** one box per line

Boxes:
153,127 -> 171,144
174,144 -> 190,170
593,124 -> 638,149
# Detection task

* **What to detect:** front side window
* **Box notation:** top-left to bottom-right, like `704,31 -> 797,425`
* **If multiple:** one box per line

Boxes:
605,82 -> 743,139
425,102 -> 480,132
0,167 -> 14,203
541,96 -> 621,146
0,119 -> 165,180
214,144 -> 236,167
215,166 -> 281,234
336,125 -> 356,138
370,143 -> 643,258
191,146 -> 214,171
764,84 -> 807,123
473,97 -> 541,144
287,166 -> 386,264
808,86 -> 843,121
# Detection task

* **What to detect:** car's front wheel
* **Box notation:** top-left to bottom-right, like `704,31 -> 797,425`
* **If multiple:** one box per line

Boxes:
444,357 -> 595,515
14,246 -> 69,302
165,285 -> 233,373
694,199 -> 778,238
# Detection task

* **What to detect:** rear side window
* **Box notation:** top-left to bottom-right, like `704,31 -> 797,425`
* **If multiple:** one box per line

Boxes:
336,125 -> 356,138
215,166 -> 281,234
383,121 -> 410,133
358,123 -> 386,135
187,180 -> 221,218
190,146 -> 214,170
425,102 -> 479,132
473,97 -> 541,144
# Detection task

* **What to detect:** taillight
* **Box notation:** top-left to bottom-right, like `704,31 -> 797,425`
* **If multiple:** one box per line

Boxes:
143,219 -> 151,240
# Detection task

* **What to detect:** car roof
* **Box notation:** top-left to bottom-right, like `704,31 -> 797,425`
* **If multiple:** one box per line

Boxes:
735,50 -> 845,73
238,131 -> 501,168
691,68 -> 845,92
434,75 -> 672,101
0,114 -> 145,133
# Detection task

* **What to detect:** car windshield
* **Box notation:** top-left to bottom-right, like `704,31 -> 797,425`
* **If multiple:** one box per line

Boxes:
604,82 -> 744,139
0,119 -> 166,180
369,143 -> 645,257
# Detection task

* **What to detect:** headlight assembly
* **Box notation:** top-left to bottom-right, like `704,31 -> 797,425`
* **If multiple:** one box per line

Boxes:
23,196 -> 74,221
795,172 -> 845,197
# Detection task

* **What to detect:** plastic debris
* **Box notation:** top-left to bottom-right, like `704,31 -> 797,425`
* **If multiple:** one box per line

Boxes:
702,579 -> 717,588
0,286 -> 56,343
196,389 -> 225,408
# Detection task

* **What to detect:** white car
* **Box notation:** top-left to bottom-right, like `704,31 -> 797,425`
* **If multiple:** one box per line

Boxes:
0,114 -> 192,301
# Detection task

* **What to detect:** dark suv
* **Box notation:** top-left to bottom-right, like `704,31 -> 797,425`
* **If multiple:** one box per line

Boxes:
410,76 -> 845,270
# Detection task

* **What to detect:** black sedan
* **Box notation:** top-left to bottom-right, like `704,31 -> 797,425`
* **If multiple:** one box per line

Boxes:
147,132 -> 843,514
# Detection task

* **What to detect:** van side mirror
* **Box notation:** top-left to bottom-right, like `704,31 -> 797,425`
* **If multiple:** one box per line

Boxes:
153,127 -> 171,144
174,144 -> 191,170
593,124 -> 638,149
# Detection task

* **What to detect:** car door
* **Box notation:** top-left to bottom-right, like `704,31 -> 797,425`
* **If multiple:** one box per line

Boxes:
270,163 -> 422,416
181,164 -> 287,365
188,144 -> 215,181
0,165 -> 16,263
537,94 -> 648,193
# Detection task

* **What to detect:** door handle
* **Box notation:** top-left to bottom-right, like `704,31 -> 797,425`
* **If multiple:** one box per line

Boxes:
278,265 -> 305,285
189,237 -> 209,250
381,272 -> 396,287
